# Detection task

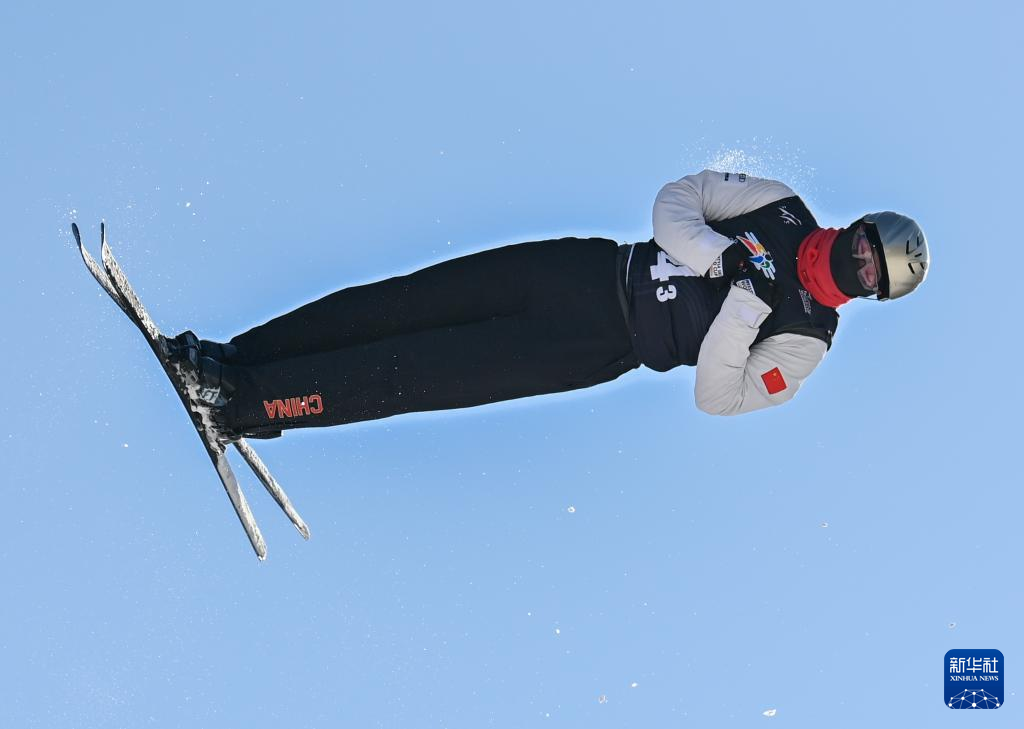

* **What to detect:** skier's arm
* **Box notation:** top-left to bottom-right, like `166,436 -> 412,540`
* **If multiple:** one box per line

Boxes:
694,287 -> 827,416
653,170 -> 795,276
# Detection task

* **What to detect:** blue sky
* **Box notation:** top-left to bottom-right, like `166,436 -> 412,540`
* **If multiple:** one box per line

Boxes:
1,1 -> 1020,727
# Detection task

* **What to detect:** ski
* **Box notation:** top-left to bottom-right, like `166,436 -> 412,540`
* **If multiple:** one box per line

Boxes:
75,222 -> 311,548
74,222 -> 310,559
74,222 -> 132,317
235,439 -> 310,540
74,223 -> 310,544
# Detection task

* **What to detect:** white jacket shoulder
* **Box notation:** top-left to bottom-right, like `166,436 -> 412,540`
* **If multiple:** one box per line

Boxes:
653,170 -> 796,275
694,287 -> 827,416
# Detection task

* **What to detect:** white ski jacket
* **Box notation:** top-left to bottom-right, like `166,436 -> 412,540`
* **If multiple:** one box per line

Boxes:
652,170 -> 829,416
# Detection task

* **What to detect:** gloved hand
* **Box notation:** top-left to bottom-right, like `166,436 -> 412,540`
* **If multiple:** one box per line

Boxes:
706,241 -> 749,279
707,235 -> 778,283
732,257 -> 776,306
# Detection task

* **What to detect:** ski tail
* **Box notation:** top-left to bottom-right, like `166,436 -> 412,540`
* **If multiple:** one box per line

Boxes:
236,440 -> 311,540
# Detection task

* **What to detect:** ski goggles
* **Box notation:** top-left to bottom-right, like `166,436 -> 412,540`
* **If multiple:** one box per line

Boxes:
851,224 -> 887,298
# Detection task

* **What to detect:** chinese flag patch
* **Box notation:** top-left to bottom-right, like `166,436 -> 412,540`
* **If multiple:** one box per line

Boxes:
761,367 -> 787,394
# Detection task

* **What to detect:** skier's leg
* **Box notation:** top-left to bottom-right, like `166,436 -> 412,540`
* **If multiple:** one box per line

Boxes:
219,238 -> 638,433
223,240 -> 559,365
223,307 -> 636,433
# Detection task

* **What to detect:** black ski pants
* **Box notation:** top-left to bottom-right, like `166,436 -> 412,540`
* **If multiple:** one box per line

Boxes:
221,237 -> 639,434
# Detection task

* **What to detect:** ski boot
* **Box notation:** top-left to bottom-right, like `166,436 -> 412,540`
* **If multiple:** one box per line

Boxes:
159,330 -> 241,442
159,330 -> 237,367
159,331 -> 281,442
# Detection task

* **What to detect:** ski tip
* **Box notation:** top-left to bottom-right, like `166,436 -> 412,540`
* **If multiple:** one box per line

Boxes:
297,523 -> 311,541
71,222 -> 82,245
100,228 -> 112,262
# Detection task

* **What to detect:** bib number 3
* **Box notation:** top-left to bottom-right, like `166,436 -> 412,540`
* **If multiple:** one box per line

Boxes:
649,251 -> 697,303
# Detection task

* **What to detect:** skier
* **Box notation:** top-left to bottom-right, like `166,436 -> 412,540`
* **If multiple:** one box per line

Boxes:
164,169 -> 929,441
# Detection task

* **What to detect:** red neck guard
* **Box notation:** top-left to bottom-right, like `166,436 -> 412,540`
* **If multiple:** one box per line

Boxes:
796,227 -> 850,309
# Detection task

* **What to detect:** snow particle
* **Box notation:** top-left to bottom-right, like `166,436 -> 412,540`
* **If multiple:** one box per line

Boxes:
819,521 -> 829,528
567,505 -> 576,514
630,682 -> 638,688
185,201 -> 191,208
554,628 -> 560,635
598,694 -> 608,704
948,622 -> 957,629
762,708 -> 777,717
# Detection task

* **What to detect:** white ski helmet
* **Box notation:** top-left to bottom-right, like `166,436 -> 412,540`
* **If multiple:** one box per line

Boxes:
860,212 -> 929,300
